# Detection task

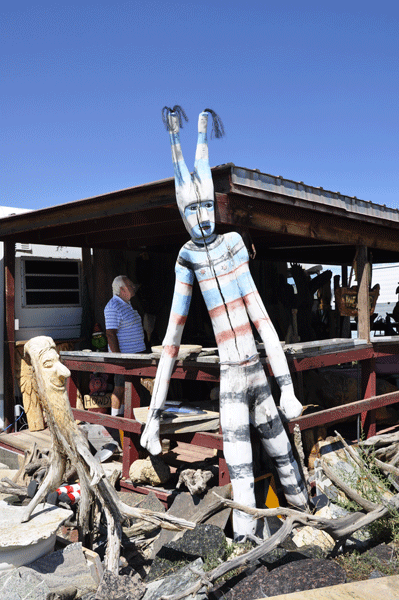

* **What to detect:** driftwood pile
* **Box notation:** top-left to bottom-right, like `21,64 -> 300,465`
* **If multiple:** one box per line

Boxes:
3,422 -> 399,599
1,337 -> 195,576
1,335 -> 399,598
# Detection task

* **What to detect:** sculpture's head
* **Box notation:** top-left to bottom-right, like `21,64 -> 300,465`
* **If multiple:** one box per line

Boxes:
163,106 -> 224,244
24,336 -> 71,393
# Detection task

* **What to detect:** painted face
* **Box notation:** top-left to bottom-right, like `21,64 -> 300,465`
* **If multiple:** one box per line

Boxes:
183,200 -> 215,242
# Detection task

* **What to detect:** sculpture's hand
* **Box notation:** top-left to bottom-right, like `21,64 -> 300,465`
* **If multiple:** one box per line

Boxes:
140,411 -> 162,456
279,389 -> 303,420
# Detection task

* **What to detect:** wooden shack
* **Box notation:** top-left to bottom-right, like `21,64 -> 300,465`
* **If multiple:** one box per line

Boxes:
1,164 -> 398,499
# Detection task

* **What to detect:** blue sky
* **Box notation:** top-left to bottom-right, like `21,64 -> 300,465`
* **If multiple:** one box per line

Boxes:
2,1 -> 398,211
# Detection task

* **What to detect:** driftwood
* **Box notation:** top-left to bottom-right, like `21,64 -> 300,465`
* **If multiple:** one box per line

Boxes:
159,449 -> 399,600
160,495 -> 391,600
334,429 -> 399,493
0,477 -> 28,496
319,459 -> 379,512
293,423 -> 311,497
22,336 -> 195,575
360,431 -> 399,466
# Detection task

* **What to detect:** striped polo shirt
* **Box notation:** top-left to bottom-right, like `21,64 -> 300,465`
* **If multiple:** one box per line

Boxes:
104,295 -> 146,353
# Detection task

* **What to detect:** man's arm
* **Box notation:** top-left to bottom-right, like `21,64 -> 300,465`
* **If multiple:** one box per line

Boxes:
140,260 -> 194,454
106,329 -> 120,353
232,234 -> 302,420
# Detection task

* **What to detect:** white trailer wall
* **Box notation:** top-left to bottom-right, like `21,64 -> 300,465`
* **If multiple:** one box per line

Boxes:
0,206 -> 82,428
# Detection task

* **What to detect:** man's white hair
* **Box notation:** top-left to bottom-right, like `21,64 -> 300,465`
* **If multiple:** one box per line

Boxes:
112,275 -> 128,296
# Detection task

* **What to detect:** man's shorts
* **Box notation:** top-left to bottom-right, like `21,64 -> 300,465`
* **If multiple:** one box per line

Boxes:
114,374 -> 125,387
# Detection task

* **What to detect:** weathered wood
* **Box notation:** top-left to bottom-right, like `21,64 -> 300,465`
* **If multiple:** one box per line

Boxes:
15,346 -> 45,431
374,458 -> 399,478
216,192 -> 399,254
319,460 -> 379,512
357,245 -> 371,341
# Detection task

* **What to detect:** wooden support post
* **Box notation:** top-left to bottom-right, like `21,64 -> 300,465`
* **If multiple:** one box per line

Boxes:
3,241 -> 15,429
81,247 -> 94,309
340,264 -> 351,338
122,376 -> 142,479
218,454 -> 230,486
357,245 -> 371,342
361,356 -> 377,438
92,249 -> 113,329
66,371 -> 79,408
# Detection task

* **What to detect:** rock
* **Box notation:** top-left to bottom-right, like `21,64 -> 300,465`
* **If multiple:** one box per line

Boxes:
95,569 -> 145,600
362,542 -> 399,567
129,456 -> 171,486
292,504 -> 335,553
176,468 -> 214,495
143,558 -> 207,600
216,558 -> 346,599
136,491 -> 166,513
369,569 -> 384,578
151,485 -> 231,559
0,568 -> 54,600
148,524 -> 226,582
118,490 -> 165,514
24,542 -> 98,595
117,490 -> 149,508
0,542 -> 97,600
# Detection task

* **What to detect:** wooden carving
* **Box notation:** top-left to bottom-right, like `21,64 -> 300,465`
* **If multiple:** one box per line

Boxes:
22,336 -> 194,574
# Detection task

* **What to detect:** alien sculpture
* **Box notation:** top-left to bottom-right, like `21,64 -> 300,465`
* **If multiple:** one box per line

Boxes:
141,107 -> 308,538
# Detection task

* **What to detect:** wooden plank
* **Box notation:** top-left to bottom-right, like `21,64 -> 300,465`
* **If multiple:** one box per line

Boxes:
133,406 -> 219,424
288,389 -> 399,433
265,574 -> 399,600
133,406 -> 219,434
0,429 -> 51,453
357,245 -> 371,341
216,191 -> 399,253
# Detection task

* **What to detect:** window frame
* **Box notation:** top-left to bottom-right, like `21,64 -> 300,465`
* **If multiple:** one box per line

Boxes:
21,257 -> 82,308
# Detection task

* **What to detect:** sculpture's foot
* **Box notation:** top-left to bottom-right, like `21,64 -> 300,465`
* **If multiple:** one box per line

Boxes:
232,509 -> 257,542
140,423 -> 162,456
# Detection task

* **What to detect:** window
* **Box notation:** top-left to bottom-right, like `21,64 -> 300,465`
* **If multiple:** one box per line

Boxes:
22,259 -> 81,307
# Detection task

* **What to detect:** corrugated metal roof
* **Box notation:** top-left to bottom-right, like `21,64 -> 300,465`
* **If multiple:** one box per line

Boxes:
230,166 -> 399,224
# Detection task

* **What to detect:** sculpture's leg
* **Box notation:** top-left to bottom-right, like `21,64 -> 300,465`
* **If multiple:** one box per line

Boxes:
20,451 -> 66,522
249,362 -> 308,509
219,366 -> 257,540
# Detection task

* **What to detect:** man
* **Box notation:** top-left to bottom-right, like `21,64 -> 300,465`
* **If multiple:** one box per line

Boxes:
104,276 -> 146,416
140,108 -> 308,539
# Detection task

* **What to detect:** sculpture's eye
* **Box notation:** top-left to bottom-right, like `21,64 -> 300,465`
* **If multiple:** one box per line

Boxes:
43,360 -> 53,368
